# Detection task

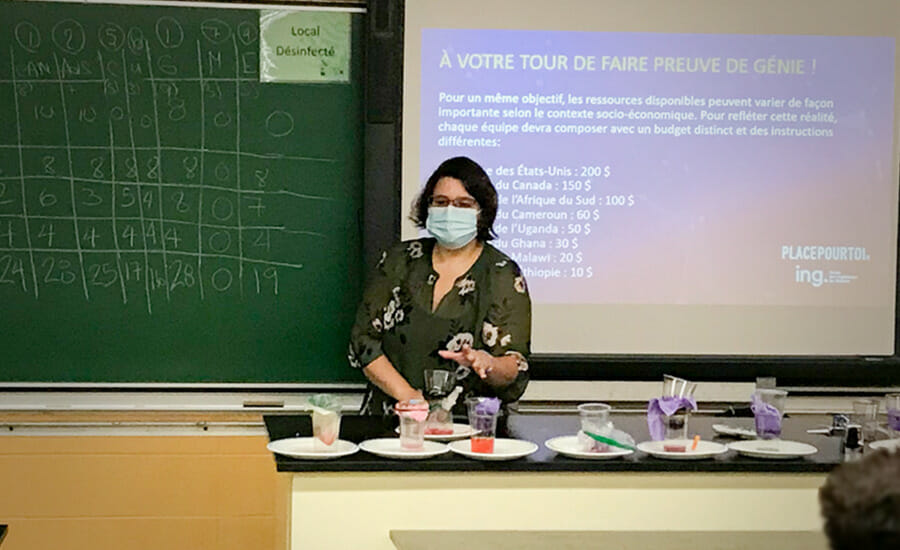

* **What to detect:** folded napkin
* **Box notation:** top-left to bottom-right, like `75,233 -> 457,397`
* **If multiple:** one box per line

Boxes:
474,397 -> 501,416
751,394 -> 783,438
647,396 -> 697,441
396,399 -> 429,422
887,408 -> 900,431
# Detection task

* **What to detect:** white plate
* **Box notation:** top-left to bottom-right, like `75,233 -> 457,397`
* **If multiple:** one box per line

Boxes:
727,439 -> 818,459
637,440 -> 729,460
544,435 -> 633,460
267,437 -> 358,460
712,423 -> 758,439
394,423 -> 479,442
869,439 -> 900,451
358,438 -> 449,459
448,438 -> 538,461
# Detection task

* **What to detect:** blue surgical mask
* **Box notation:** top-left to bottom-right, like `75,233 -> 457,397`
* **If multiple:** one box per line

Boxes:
426,206 -> 479,249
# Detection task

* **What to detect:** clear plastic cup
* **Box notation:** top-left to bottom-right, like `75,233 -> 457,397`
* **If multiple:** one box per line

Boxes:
664,412 -> 689,449
663,374 -> 698,398
311,408 -> 341,451
577,403 -> 611,435
577,403 -> 612,452
466,397 -> 499,453
395,400 -> 428,450
423,369 -> 455,397
425,401 -> 454,435
853,399 -> 880,444
886,394 -> 900,438
753,388 -> 787,440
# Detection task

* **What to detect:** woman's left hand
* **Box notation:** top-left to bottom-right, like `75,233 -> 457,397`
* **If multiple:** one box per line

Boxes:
438,345 -> 495,379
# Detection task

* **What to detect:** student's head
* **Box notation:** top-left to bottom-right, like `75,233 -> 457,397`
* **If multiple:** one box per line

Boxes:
411,156 -> 498,243
819,449 -> 900,550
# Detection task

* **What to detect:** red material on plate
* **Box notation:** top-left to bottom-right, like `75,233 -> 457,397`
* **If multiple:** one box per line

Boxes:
470,436 -> 494,453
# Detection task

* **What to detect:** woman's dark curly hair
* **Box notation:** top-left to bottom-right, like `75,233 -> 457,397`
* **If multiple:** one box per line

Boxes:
410,156 -> 498,242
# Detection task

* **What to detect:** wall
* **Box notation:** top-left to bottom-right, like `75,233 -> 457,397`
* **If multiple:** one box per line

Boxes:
0,417 -> 289,550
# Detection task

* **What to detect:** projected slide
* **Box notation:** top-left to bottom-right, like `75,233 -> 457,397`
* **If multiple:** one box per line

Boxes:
419,30 -> 896,309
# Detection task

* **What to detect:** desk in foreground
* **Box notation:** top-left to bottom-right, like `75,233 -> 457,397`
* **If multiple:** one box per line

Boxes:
268,414 -> 838,550
391,530 -> 828,550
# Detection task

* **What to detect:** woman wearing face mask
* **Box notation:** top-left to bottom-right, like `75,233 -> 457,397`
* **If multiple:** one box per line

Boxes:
348,156 -> 531,415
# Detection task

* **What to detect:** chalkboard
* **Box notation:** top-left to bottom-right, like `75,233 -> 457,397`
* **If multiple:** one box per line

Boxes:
0,1 -> 365,384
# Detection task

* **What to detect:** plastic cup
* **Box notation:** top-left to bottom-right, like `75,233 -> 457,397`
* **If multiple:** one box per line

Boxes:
577,403 -> 612,452
311,408 -> 341,451
753,388 -> 787,440
466,398 -> 499,453
577,403 -> 611,435
886,394 -> 900,438
852,399 -> 880,444
664,412 -> 690,451
663,374 -> 697,398
395,400 -> 428,450
425,400 -> 454,435
423,369 -> 455,397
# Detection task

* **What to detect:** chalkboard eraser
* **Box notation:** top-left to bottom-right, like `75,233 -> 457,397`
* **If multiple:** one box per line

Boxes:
242,400 -> 285,408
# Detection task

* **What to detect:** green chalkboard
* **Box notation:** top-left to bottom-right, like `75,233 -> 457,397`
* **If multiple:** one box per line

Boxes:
0,1 -> 364,384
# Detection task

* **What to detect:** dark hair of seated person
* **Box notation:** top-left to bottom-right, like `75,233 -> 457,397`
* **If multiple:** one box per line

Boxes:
819,449 -> 900,550
410,156 -> 498,242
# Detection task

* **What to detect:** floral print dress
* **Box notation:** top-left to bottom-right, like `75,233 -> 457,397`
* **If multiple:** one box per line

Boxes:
348,238 -> 531,415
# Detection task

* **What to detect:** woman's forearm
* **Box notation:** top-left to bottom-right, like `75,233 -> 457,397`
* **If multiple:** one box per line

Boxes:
483,353 -> 520,387
362,355 -> 423,402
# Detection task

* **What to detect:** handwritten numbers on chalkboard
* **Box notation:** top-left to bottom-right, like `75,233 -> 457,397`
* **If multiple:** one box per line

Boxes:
155,17 -> 184,49
252,229 -> 270,251
265,110 -> 294,137
247,196 -> 265,217
0,255 -> 28,292
253,168 -> 268,188
210,197 -> 233,222
126,27 -> 145,54
163,227 -> 181,249
208,230 -> 231,253
145,155 -> 160,180
34,105 -> 55,120
52,19 -> 86,55
200,19 -> 231,45
254,266 -> 278,295
214,161 -> 230,183
15,21 -> 41,52
81,227 -> 100,248
171,191 -> 190,214
236,21 -> 256,46
168,259 -> 195,291
211,267 -> 232,292
0,222 -> 12,247
87,262 -> 118,288
182,156 -> 199,180
41,257 -> 76,286
80,186 -> 103,208
98,22 -> 125,51
38,189 -> 57,209
37,224 -> 55,247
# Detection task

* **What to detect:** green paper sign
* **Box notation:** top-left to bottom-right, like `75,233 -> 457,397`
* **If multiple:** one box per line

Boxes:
259,10 -> 351,83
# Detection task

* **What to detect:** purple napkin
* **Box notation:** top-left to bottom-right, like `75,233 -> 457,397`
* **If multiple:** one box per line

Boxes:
887,408 -> 900,431
647,396 -> 697,441
751,394 -> 783,439
474,397 -> 501,416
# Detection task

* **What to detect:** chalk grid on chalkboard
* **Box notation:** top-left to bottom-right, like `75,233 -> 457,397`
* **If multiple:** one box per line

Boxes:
0,15 -> 335,314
